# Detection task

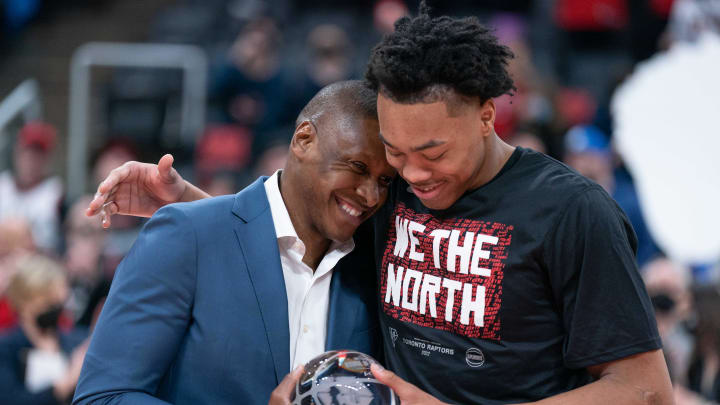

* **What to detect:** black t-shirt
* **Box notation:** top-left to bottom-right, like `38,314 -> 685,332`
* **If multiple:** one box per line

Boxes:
371,147 -> 661,404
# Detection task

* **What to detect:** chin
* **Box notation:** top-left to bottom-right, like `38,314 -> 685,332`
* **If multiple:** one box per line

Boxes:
418,196 -> 454,210
320,220 -> 354,243
330,230 -> 355,243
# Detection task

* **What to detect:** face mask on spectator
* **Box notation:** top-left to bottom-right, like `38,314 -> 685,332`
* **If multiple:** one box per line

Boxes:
651,292 -> 676,314
35,304 -> 63,332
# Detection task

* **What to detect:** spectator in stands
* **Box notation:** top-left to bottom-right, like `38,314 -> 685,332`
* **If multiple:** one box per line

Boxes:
253,140 -> 289,178
373,0 -> 408,35
0,122 -> 62,254
306,24 -> 354,88
563,124 -> 661,267
686,285 -> 720,402
563,124 -> 614,191
283,23 -> 357,125
208,17 -> 288,136
0,218 -> 34,260
91,139 -> 140,189
642,257 -> 694,384
194,125 -> 253,196
62,197 -> 108,328
509,128 -> 548,154
490,13 -> 555,140
0,254 -> 88,405
0,218 -> 35,331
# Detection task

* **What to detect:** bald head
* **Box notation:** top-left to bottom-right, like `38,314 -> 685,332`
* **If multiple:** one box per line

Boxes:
296,80 -> 378,130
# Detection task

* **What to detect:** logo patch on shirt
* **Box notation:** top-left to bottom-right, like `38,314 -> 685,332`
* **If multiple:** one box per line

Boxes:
389,327 -> 399,348
380,203 -> 513,340
465,347 -> 485,367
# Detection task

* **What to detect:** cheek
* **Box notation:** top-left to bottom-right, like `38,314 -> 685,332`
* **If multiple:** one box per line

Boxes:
451,145 -> 483,179
384,153 -> 403,171
432,159 -> 467,181
319,172 -> 358,199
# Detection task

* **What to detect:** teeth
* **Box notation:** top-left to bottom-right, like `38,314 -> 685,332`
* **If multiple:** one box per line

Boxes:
339,201 -> 362,217
416,184 -> 438,192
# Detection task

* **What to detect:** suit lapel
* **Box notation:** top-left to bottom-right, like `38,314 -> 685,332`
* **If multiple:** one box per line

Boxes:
232,178 -> 290,383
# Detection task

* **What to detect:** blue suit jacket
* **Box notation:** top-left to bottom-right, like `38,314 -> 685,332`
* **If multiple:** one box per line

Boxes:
73,177 -> 381,405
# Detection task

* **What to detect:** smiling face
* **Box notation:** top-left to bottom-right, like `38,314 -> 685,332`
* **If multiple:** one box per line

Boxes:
377,91 -> 496,210
293,115 -> 396,243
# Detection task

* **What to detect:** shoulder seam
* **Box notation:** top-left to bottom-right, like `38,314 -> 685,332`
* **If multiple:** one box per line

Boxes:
542,184 -> 605,261
536,151 -> 581,176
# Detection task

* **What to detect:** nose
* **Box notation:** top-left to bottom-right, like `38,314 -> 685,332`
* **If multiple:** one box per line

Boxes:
401,162 -> 432,184
356,178 -> 380,208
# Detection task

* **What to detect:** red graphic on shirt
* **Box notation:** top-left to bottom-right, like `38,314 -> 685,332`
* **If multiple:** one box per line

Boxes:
380,203 -> 513,340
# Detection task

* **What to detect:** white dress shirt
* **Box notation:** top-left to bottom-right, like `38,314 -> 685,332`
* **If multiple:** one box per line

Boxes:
263,171 -> 355,369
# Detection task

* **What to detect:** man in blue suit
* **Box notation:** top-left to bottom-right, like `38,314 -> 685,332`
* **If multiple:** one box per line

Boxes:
73,80 -> 396,405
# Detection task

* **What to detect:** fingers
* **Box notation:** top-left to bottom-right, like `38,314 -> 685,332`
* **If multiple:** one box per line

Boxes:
87,162 -> 133,217
100,201 -> 119,229
268,366 -> 304,405
87,159 -> 138,218
370,363 -> 396,386
278,365 -> 303,394
371,363 -> 424,402
157,154 -> 177,184
86,193 -> 104,217
97,163 -> 132,194
86,183 -> 118,217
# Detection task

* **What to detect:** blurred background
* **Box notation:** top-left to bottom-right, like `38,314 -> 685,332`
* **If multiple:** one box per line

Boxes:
0,0 -> 719,403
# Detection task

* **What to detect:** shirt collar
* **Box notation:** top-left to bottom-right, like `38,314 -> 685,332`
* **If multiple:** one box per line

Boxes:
264,170 -> 297,240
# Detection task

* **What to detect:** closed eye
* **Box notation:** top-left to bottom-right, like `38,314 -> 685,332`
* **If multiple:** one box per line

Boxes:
351,161 -> 368,172
424,151 -> 446,161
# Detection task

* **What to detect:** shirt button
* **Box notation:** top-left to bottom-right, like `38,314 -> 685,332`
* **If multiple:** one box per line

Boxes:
303,325 -> 309,333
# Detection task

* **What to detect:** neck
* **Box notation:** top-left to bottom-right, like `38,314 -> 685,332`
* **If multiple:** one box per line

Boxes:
469,134 -> 515,190
277,171 -> 331,270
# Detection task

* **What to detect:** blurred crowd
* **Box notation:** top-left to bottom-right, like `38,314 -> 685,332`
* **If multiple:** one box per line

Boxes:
1,0 -> 720,403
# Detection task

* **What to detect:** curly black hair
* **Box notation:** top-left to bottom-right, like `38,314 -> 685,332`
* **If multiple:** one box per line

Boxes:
365,1 -> 516,104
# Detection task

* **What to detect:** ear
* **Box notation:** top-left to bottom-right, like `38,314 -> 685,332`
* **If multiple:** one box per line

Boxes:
479,99 -> 496,136
290,121 -> 317,160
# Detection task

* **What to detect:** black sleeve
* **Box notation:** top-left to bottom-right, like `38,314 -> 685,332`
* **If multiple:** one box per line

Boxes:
545,186 -> 661,369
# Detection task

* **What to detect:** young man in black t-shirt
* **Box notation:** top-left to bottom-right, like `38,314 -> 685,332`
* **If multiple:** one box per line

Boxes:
361,2 -> 672,404
368,148 -> 665,403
